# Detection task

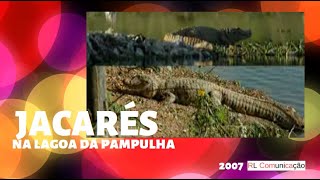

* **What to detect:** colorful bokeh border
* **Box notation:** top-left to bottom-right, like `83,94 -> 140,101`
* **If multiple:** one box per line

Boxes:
1,1 -> 320,179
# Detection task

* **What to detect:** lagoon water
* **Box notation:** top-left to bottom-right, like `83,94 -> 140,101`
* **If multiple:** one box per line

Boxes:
191,66 -> 305,116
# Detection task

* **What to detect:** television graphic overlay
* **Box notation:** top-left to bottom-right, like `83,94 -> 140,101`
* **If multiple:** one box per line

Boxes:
86,12 -> 305,138
1,1 -> 320,179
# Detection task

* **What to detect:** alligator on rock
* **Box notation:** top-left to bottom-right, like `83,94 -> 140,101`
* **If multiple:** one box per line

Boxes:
118,74 -> 304,133
163,26 -> 252,49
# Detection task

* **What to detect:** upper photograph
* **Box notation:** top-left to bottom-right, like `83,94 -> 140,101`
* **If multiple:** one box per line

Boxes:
87,12 -> 304,66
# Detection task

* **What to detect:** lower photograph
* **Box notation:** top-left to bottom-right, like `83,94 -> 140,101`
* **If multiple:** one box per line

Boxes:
87,65 -> 304,138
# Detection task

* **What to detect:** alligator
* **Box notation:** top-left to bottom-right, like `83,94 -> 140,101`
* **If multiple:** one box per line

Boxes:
163,33 -> 214,51
163,26 -> 252,49
118,74 -> 304,132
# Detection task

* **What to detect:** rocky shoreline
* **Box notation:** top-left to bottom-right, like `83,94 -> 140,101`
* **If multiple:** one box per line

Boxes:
87,30 -> 215,67
87,30 -> 304,67
103,66 -> 300,138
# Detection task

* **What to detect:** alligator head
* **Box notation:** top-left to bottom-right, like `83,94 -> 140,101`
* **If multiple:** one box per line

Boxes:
122,74 -> 159,98
168,26 -> 252,46
221,27 -> 252,45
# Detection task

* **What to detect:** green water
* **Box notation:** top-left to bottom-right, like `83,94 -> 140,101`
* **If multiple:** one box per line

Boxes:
87,12 -> 304,43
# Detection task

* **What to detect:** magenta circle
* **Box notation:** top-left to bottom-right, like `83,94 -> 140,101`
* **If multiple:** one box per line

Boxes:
38,13 -> 86,72
271,170 -> 320,179
0,42 -> 16,105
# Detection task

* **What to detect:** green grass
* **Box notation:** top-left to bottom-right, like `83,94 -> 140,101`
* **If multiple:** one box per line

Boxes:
216,40 -> 304,58
188,90 -> 289,138
189,91 -> 230,137
105,90 -> 125,114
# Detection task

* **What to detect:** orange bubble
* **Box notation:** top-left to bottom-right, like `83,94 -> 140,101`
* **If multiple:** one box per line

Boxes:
62,72 -> 110,149
260,1 -> 301,12
26,74 -> 72,119
63,74 -> 86,113
0,112 -> 21,178
0,99 -> 51,178
26,74 -> 83,154
298,2 -> 320,44
76,67 -> 86,78
63,74 -> 87,140
123,3 -> 170,12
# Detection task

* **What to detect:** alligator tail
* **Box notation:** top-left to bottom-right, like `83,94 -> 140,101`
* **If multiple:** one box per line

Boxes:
219,88 -> 304,131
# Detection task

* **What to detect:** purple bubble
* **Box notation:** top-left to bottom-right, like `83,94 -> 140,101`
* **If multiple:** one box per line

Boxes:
218,167 -> 279,179
271,170 -> 320,179
39,13 -> 86,72
0,42 -> 16,105
81,150 -> 120,179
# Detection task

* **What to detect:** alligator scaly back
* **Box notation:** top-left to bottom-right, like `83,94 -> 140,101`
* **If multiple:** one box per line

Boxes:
119,74 -> 304,132
217,87 -> 304,131
163,33 -> 214,50
164,26 -> 252,46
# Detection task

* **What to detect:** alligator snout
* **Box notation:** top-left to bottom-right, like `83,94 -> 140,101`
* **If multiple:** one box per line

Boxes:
245,29 -> 252,36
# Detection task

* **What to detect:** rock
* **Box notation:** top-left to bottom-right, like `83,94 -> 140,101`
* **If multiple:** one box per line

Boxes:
87,32 -> 215,66
133,34 -> 145,43
135,47 -> 144,57
118,47 -> 125,53
113,48 -> 120,56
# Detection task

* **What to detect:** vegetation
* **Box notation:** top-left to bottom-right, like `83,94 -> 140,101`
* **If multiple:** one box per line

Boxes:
188,89 -> 289,138
189,90 -> 229,137
213,40 -> 304,65
217,40 -> 304,58
96,90 -> 147,138
105,90 -> 125,115
87,12 -> 304,65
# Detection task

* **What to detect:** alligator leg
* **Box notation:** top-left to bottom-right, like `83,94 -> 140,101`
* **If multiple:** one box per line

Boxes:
158,91 -> 176,104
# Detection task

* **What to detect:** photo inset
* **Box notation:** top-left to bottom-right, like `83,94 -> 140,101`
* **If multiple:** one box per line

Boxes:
87,66 -> 304,138
86,12 -> 305,138
87,12 -> 304,66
